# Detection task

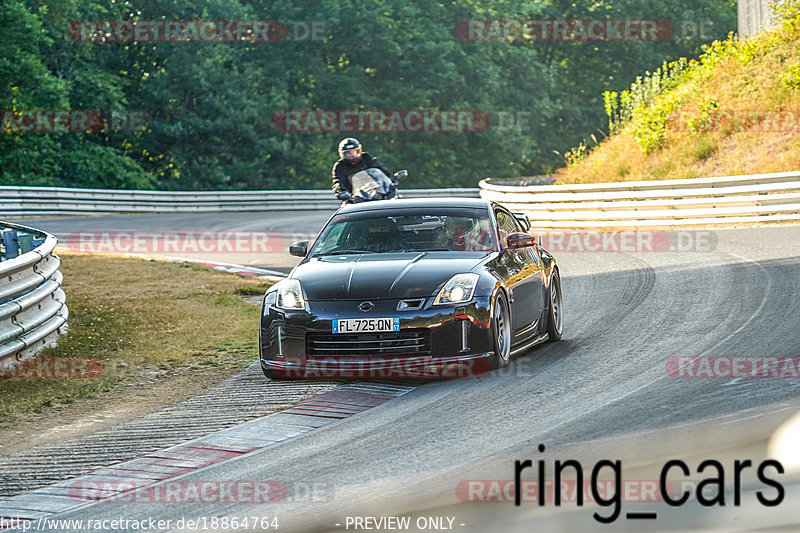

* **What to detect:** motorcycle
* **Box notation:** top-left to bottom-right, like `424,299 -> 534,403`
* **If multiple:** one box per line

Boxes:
337,169 -> 408,204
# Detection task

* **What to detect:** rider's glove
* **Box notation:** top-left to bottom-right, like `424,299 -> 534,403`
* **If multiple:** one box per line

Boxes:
336,191 -> 353,201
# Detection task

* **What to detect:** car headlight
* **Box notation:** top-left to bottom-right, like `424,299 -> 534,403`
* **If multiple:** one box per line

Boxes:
434,273 -> 479,305
273,279 -> 306,310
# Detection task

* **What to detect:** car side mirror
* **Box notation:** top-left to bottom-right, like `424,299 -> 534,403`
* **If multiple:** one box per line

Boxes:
505,232 -> 537,249
289,240 -> 308,257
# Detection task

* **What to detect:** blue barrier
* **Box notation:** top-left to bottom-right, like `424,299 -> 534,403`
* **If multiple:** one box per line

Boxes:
0,229 -> 44,262
1,229 -> 19,261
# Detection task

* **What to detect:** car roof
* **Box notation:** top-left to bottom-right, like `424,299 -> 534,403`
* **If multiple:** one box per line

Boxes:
338,197 -> 493,213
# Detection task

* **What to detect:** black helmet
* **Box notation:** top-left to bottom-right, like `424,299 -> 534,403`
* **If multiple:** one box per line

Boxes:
338,137 -> 363,164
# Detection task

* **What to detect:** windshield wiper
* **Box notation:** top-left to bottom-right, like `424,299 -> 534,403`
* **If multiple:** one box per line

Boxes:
397,248 -> 451,252
315,250 -> 375,256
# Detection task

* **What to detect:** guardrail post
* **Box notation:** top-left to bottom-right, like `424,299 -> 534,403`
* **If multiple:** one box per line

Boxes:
2,230 -> 19,261
18,233 -> 33,254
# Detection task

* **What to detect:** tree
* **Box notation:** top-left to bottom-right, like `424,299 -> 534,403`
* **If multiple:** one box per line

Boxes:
0,0 -> 738,190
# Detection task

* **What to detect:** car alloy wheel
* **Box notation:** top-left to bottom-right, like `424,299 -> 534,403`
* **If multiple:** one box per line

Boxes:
491,291 -> 512,368
546,269 -> 563,341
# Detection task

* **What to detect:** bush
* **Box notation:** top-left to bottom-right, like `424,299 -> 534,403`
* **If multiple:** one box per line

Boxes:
687,98 -> 721,133
603,58 -> 693,134
633,97 -> 679,155
783,62 -> 800,89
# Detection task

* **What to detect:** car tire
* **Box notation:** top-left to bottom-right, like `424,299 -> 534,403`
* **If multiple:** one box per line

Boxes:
490,291 -> 512,369
545,269 -> 564,342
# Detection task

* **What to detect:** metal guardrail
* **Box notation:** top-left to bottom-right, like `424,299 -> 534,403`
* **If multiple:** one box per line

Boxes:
0,222 -> 68,362
0,187 -> 481,217
479,170 -> 800,229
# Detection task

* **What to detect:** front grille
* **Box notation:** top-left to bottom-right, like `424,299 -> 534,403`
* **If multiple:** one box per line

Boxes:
307,329 -> 431,357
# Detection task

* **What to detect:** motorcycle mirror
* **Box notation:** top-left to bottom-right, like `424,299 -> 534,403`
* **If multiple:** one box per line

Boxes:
393,170 -> 408,182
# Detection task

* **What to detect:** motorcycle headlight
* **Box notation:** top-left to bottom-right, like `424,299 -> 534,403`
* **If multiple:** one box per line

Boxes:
273,279 -> 306,310
434,273 -> 479,305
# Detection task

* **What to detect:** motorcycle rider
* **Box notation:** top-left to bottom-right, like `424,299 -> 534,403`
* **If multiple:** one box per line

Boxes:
331,137 -> 393,201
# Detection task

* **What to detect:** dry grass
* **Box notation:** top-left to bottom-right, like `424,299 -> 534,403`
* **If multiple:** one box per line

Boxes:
555,22 -> 800,184
0,251 -> 274,428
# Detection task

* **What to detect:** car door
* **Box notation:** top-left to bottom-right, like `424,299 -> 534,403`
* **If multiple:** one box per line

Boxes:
494,208 -> 545,341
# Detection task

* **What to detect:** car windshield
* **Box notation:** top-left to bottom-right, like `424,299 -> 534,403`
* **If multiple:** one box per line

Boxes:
310,208 -> 497,255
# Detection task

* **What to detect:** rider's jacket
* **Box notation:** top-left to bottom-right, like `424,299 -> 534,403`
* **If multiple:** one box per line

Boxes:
331,153 -> 392,195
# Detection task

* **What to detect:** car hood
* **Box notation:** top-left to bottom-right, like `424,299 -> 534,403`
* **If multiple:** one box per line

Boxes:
293,251 -> 491,300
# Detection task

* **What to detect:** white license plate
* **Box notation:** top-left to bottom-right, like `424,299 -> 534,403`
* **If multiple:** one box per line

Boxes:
333,317 -> 400,334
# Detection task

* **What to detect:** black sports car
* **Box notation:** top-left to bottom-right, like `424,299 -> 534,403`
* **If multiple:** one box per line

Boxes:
259,198 -> 563,380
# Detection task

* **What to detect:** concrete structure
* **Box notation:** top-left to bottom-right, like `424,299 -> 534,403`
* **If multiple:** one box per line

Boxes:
739,0 -> 781,37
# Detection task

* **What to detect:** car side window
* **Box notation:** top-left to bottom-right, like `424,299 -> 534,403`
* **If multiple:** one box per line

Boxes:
495,210 -> 520,247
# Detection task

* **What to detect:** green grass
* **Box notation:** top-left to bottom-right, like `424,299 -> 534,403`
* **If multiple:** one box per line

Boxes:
234,285 -> 271,296
690,134 -> 719,161
0,252 -> 274,429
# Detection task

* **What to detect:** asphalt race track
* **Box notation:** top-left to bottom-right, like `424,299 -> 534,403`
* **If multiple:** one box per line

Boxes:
8,213 -> 800,532
18,211 -> 335,272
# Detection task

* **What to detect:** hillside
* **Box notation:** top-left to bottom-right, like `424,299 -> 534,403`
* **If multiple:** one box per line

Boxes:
555,4 -> 800,184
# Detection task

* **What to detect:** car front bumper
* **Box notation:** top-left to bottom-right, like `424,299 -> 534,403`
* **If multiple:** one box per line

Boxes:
259,296 -> 494,379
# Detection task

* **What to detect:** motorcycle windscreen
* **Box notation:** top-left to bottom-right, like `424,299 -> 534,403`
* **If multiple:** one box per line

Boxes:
350,169 -> 393,200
